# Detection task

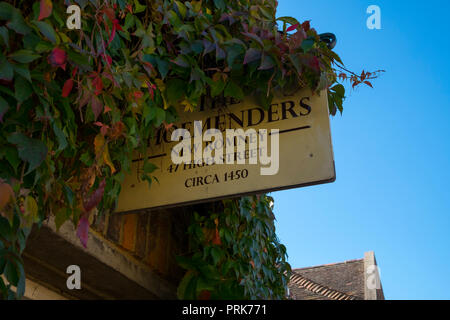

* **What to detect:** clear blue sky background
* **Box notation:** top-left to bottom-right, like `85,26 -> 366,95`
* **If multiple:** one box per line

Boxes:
273,0 -> 450,300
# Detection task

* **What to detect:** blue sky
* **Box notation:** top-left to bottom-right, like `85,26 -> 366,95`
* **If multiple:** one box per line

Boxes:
273,0 -> 450,300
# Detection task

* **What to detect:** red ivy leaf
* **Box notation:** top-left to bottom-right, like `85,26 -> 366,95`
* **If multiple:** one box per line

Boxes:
133,90 -> 144,100
212,228 -> 221,245
104,105 -> 112,113
146,82 -> 156,100
92,75 -> 103,95
109,121 -> 125,139
302,20 -> 311,32
62,79 -> 74,97
101,53 -> 112,66
72,67 -> 78,78
163,121 -> 174,131
101,126 -> 109,136
83,179 -> 106,212
76,214 -> 89,248
48,48 -> 67,70
94,122 -> 109,136
198,290 -> 211,300
286,23 -> 299,32
0,181 -> 14,212
90,95 -> 103,120
103,8 -> 115,22
364,81 -> 373,88
38,0 -> 53,21
307,56 -> 320,72
114,20 -> 123,32
107,19 -> 123,46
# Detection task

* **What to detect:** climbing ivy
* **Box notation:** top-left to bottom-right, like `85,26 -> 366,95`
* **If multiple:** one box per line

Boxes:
177,195 -> 290,300
0,0 -> 381,299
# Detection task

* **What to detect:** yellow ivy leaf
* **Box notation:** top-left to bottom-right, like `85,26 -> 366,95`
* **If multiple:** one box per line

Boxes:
192,0 -> 202,12
94,133 -> 105,161
94,134 -> 116,174
155,79 -> 165,92
103,144 -> 116,174
181,99 -> 194,112
55,207 -> 69,231
24,196 -> 38,223
139,75 -> 150,88
59,32 -> 71,43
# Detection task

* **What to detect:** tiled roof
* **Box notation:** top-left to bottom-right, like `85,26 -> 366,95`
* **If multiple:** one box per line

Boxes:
288,258 -> 366,300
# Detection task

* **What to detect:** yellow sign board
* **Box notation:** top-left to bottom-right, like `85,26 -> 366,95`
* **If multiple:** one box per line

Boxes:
116,89 -> 335,213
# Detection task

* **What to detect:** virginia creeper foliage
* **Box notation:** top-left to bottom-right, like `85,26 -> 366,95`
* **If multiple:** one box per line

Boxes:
0,0 -> 380,299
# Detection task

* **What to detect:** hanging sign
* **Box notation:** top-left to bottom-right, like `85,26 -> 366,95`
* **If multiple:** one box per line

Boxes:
116,89 -> 335,213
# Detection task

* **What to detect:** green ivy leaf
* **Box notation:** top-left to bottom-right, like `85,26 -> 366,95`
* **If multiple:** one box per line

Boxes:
210,247 -> 222,265
301,38 -> 315,52
13,64 -> 31,82
0,95 -> 9,122
259,55 -> 275,70
134,0 -> 146,13
172,55 -> 190,68
68,50 -> 90,69
0,217 -> 11,241
9,50 -> 40,64
7,9 -> 31,35
154,107 -> 166,126
224,81 -> 244,100
52,122 -> 68,152
211,79 -> 226,98
7,133 -> 48,174
243,48 -> 261,65
0,55 -> 14,81
14,75 -> 32,104
0,26 -> 9,49
177,270 -> 197,300
166,78 -> 186,104
213,0 -> 226,10
63,184 -> 75,207
143,162 -> 158,174
0,2 -> 14,20
3,146 -> 20,173
276,16 -> 300,26
174,1 -> 187,18
4,260 -> 19,287
15,263 -> 25,298
34,21 -> 58,43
